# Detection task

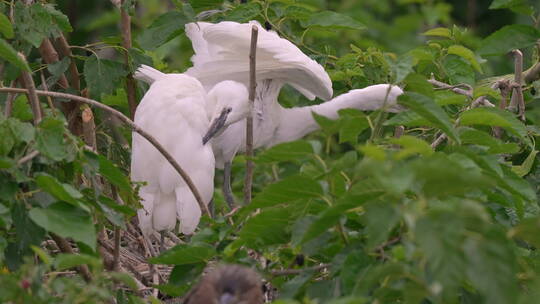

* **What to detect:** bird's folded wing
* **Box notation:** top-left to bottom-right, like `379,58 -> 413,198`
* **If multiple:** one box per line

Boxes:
185,21 -> 333,101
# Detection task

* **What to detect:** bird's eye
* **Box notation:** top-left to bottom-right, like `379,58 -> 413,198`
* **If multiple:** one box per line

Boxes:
226,107 -> 232,113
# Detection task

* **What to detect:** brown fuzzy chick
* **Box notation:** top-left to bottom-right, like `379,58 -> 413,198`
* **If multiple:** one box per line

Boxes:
183,265 -> 264,304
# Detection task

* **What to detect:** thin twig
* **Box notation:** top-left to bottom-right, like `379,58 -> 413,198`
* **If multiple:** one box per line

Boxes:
0,87 -> 210,216
18,53 -> 42,124
428,77 -> 473,98
510,50 -> 525,120
120,0 -> 138,119
4,80 -> 17,117
243,25 -> 258,205
38,39 -> 69,89
17,150 -> 40,165
270,264 -> 330,276
50,233 -> 93,282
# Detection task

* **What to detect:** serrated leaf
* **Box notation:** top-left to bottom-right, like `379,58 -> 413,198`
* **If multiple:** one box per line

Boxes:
422,27 -> 451,38
447,45 -> 482,73
138,11 -> 189,50
0,38 -> 30,71
307,11 -> 365,30
443,55 -> 475,85
489,0 -> 534,15
43,4 -> 72,33
460,127 -> 519,154
459,107 -> 530,146
150,244 -> 215,265
47,57 -> 70,77
83,55 -> 127,99
8,118 -> 35,143
478,25 -> 540,56
98,155 -> 131,193
0,12 -> 14,39
338,110 -> 369,144
398,92 -> 460,143
29,202 -> 96,250
257,140 -> 313,163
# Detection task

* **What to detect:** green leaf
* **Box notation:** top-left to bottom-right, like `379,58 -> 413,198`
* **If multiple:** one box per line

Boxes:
98,155 -> 131,193
150,244 -> 215,265
511,216 -> 540,248
138,11 -> 189,50
459,107 -> 530,146
43,4 -> 73,33
478,25 -> 540,56
239,207 -> 291,247
257,140 -> 313,163
54,253 -> 99,270
363,202 -> 400,248
307,11 -> 365,30
398,92 -> 460,144
301,193 -> 380,244
0,119 -> 15,156
422,27 -> 451,38
8,118 -> 35,143
224,3 -> 262,22
35,117 -> 70,161
35,173 -> 83,206
0,38 -> 30,71
447,45 -> 482,73
188,0 -> 223,11
29,202 -> 96,250
489,0 -> 534,15
390,135 -> 433,159
83,55 -> 127,99
0,12 -> 14,39
246,175 -> 323,211
338,110 -> 369,144
512,150 -> 538,177
47,57 -> 70,77
443,55 -> 475,85
459,128 -> 519,154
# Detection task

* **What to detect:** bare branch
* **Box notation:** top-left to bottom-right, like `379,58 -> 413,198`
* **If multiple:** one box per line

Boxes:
18,53 -> 42,124
4,80 -> 17,117
56,34 -> 81,91
510,50 -> 525,120
81,106 -> 97,151
0,87 -> 210,217
428,76 -> 473,98
244,25 -> 258,205
120,0 -> 138,119
50,233 -> 93,282
17,150 -> 40,165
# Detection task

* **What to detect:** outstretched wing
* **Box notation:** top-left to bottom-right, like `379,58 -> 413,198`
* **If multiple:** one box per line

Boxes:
185,21 -> 333,101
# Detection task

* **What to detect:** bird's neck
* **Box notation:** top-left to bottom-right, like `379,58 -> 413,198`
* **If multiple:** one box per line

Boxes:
272,85 -> 395,145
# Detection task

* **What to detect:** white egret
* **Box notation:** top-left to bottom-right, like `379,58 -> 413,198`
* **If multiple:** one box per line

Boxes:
131,66 -> 249,240
135,21 -> 404,207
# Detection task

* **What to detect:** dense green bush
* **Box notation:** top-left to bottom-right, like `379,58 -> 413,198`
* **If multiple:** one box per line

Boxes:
1,0 -> 540,303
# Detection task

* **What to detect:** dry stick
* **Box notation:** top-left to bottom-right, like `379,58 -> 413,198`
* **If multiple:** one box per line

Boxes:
111,186 -> 123,272
17,150 -> 40,165
427,77 -> 473,98
18,54 -> 42,124
510,50 -> 525,121
120,0 -> 138,119
50,233 -> 93,282
243,26 -> 258,205
0,87 -> 210,216
39,39 -> 69,89
56,34 -> 81,91
82,106 -> 97,151
4,80 -> 17,117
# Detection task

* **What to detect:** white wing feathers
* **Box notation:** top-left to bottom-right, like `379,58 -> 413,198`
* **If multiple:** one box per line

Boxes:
186,21 -> 333,101
134,64 -> 166,84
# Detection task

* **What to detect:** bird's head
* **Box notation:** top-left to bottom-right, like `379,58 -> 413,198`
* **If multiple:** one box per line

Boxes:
202,81 -> 249,144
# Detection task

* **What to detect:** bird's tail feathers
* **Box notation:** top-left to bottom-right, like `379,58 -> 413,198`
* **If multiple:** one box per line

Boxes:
134,64 -> 165,84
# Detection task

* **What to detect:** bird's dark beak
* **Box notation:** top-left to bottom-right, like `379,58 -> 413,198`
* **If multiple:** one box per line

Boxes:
202,107 -> 231,145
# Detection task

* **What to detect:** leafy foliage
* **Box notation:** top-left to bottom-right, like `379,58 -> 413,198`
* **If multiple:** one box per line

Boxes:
1,0 -> 540,303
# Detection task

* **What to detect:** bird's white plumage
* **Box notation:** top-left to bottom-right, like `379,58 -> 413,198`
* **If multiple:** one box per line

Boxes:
132,70 -> 249,236
135,21 -> 405,170
185,21 -> 333,101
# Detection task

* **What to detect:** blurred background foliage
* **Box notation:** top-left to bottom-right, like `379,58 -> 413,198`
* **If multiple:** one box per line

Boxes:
1,0 -> 540,303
